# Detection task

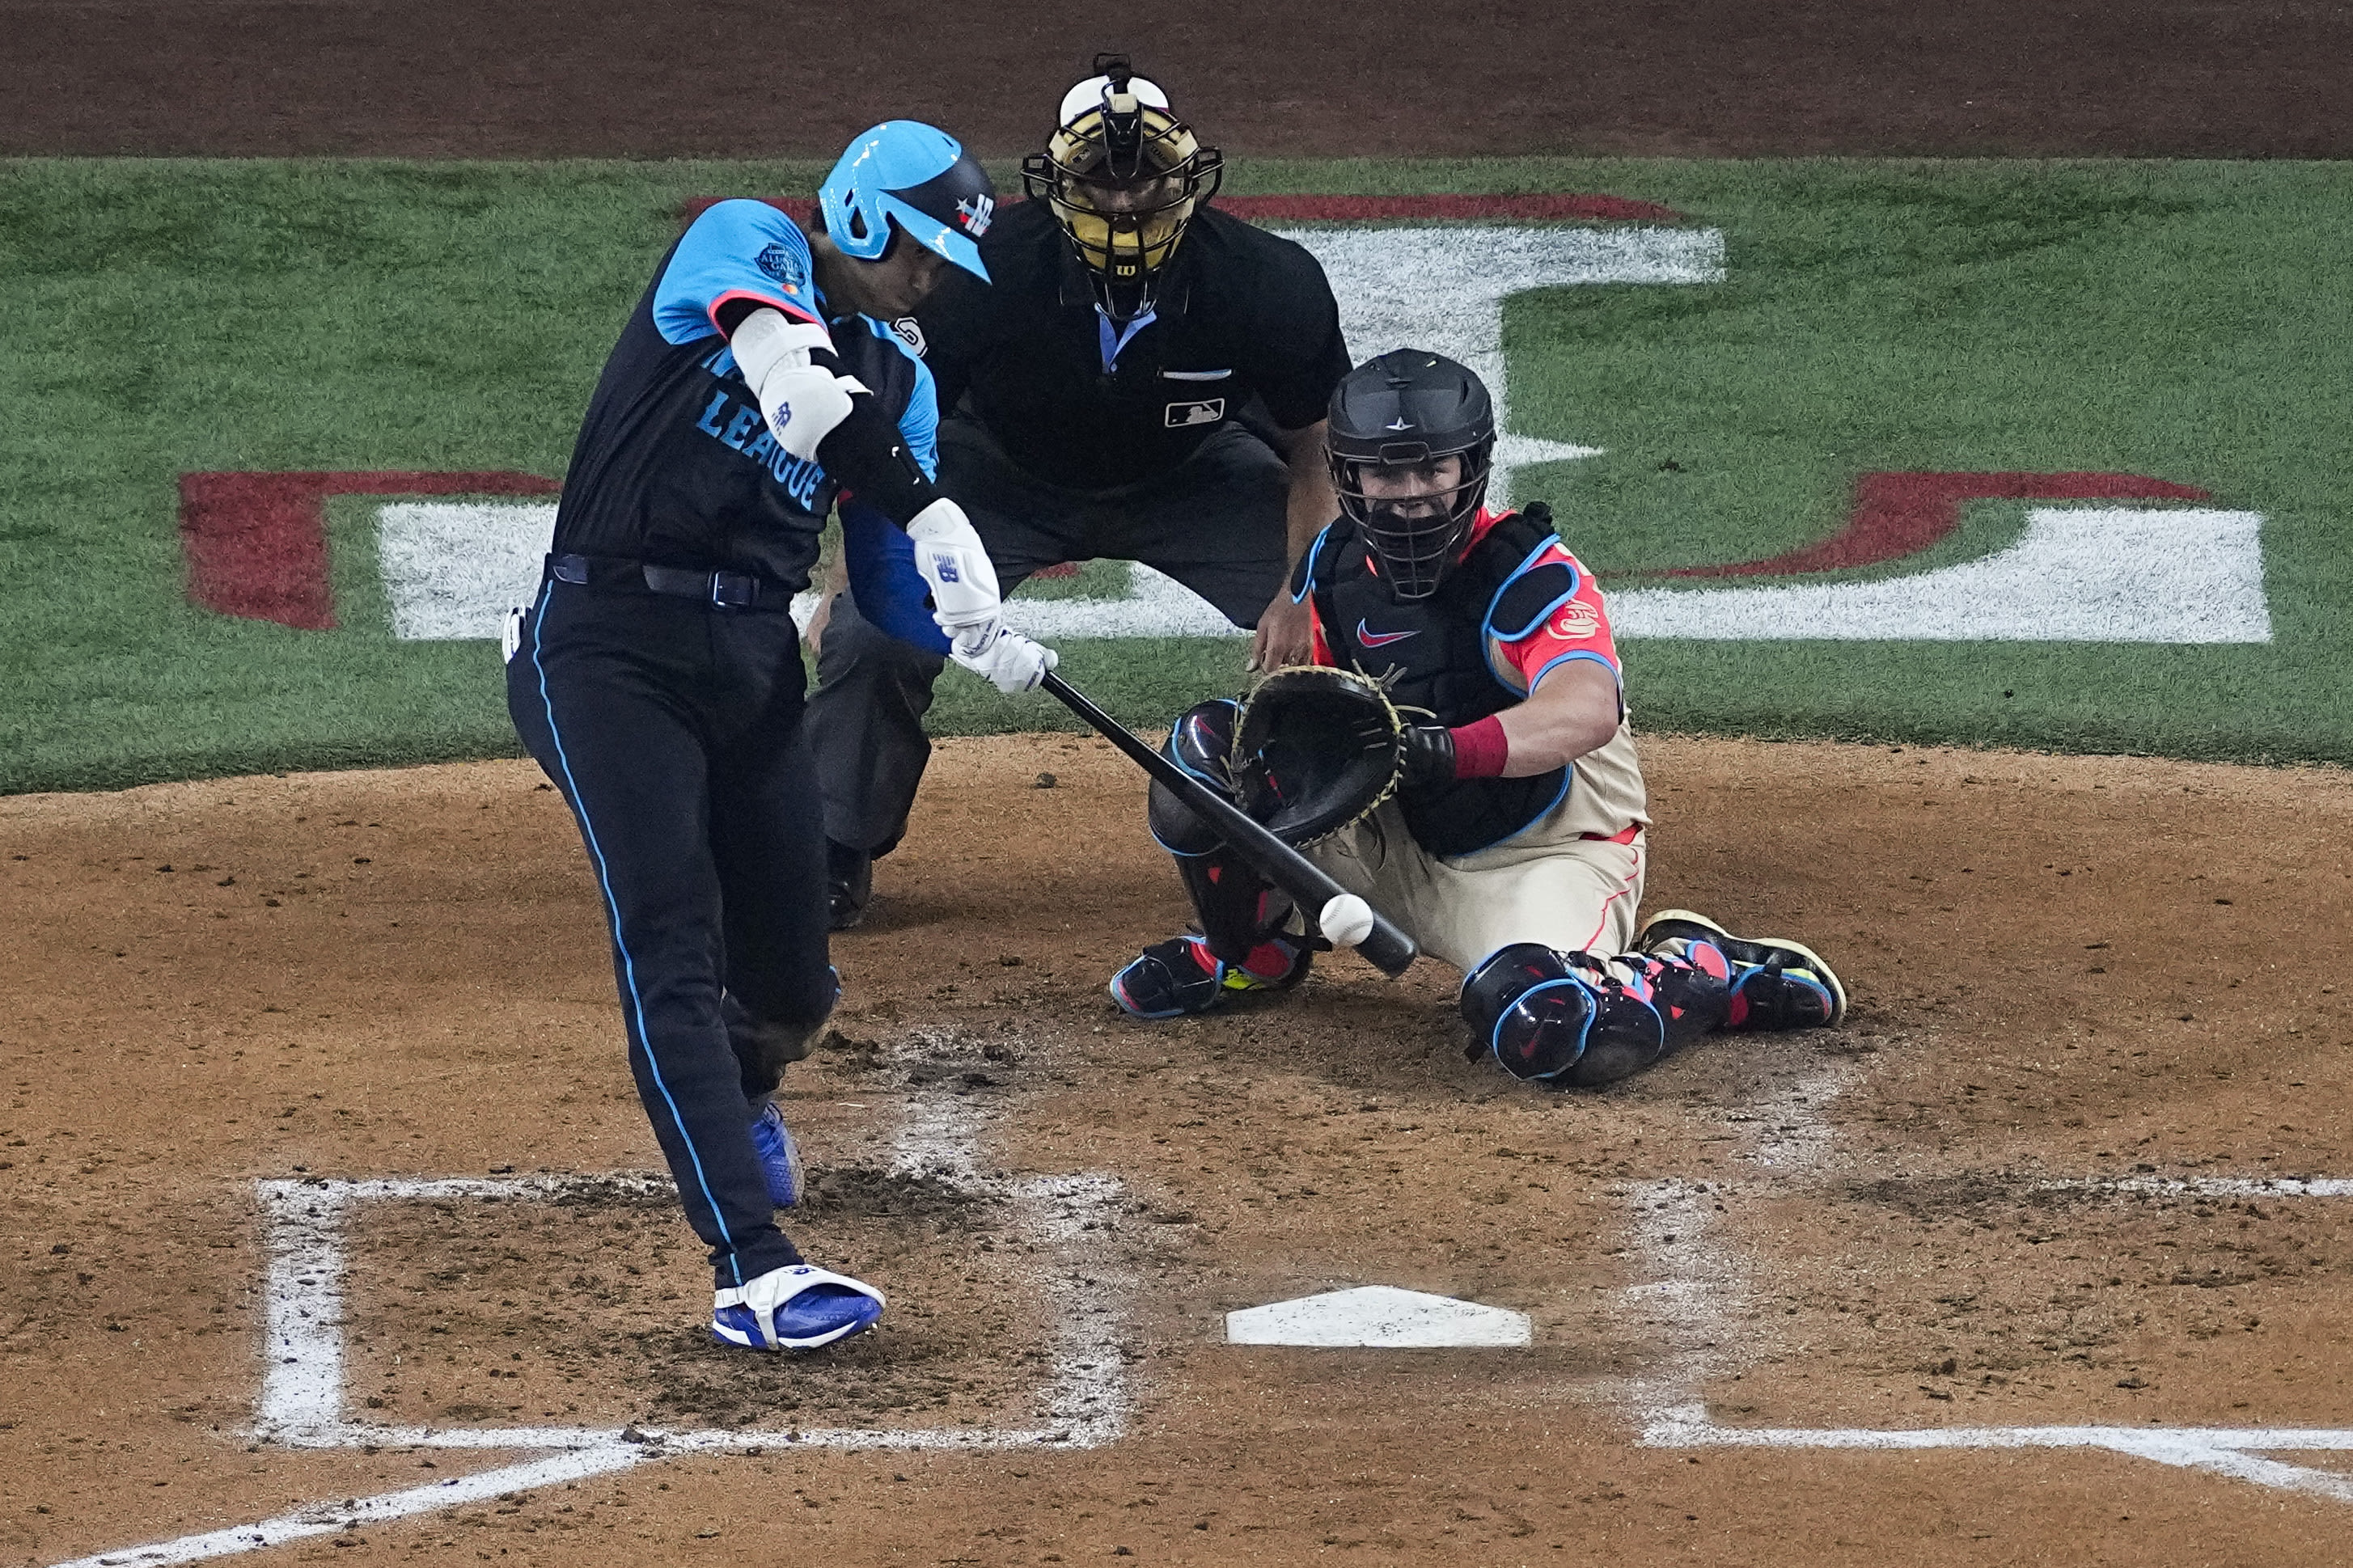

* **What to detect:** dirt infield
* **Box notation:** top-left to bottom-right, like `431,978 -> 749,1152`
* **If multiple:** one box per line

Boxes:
6,0 -> 2352,158
5,733 -> 2351,1566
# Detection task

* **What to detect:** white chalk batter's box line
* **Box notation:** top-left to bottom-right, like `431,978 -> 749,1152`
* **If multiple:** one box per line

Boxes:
49,1161 -> 1130,1568
1633,1173 -> 2353,1505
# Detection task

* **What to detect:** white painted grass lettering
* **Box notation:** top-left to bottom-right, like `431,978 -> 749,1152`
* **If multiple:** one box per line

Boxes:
1612,506 -> 2272,644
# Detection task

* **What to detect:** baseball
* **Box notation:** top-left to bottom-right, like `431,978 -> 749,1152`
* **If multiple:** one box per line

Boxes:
1318,893 -> 1376,949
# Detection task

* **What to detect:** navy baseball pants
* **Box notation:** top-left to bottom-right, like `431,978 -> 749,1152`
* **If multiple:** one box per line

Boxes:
507,573 -> 837,1290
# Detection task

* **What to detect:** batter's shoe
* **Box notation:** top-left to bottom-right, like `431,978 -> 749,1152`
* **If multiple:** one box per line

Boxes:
826,839 -> 872,932
713,1264 -> 885,1352
1109,933 -> 1310,1021
747,1100 -> 803,1209
1636,910 -> 1846,1029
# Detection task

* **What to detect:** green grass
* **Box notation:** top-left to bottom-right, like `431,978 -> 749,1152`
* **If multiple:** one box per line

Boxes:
1,156 -> 2347,791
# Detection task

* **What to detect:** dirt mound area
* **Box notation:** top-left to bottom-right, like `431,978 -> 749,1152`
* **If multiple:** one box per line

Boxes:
3,733 -> 2351,1564
7,0 -> 2350,158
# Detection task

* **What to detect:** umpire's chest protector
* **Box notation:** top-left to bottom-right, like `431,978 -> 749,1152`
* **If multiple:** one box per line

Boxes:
1303,509 -> 1573,858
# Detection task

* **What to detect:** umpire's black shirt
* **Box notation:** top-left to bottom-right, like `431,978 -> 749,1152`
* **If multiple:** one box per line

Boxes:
915,201 -> 1350,492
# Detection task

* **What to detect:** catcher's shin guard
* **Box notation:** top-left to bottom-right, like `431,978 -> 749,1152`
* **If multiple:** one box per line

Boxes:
1636,911 -> 1846,1030
1460,945 -> 1669,1088
1149,698 -> 1298,964
1621,941 -> 1733,1050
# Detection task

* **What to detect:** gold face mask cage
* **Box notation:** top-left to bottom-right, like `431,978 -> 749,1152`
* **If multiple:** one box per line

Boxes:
1022,84 -> 1222,319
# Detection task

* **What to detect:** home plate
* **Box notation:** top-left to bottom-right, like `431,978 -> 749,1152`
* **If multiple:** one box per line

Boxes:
1225,1286 -> 1532,1348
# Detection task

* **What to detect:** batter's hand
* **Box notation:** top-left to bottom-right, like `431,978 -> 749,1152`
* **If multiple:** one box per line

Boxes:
1251,588 -> 1314,671
954,628 -> 1058,694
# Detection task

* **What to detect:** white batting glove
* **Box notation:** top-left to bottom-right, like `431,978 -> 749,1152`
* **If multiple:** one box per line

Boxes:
954,628 -> 1058,694
905,498 -> 1005,657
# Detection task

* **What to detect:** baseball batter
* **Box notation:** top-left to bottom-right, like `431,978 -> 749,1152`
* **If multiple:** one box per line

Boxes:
1111,350 -> 1846,1086
506,123 -> 1054,1352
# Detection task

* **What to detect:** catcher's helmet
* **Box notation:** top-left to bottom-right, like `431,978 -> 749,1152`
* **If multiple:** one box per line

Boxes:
1327,349 -> 1497,600
1022,54 -> 1223,321
820,121 -> 996,283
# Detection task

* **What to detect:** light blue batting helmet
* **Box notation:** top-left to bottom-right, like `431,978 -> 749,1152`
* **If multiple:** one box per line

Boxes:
819,121 -> 995,282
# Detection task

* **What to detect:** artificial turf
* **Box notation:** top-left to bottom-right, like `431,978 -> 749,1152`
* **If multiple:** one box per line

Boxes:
0,156 -> 2345,792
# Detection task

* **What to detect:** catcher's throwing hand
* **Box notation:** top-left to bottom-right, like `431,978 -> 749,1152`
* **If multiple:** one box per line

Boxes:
1249,588 -> 1316,672
954,627 -> 1058,693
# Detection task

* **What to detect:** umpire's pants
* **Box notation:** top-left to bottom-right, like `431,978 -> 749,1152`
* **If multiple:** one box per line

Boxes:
806,414 -> 1292,855
508,575 -> 837,1291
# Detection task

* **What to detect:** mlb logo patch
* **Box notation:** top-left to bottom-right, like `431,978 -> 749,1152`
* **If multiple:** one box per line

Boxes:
1165,398 -> 1225,429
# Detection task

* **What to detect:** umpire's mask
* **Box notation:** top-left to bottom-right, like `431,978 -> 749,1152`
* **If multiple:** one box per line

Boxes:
1023,54 -> 1223,323
1327,350 -> 1497,601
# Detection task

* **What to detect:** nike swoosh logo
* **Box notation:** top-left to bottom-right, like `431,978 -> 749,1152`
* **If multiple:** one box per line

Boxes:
1356,621 -> 1420,648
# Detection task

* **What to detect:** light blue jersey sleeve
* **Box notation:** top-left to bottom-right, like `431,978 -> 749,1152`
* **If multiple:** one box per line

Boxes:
652,200 -> 826,347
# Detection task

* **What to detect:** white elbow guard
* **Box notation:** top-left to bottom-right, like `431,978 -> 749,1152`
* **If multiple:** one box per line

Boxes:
730,307 -> 866,463
906,498 -> 1005,655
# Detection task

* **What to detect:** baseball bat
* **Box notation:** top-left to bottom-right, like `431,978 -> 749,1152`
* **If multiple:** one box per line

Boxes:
1039,670 -> 1418,978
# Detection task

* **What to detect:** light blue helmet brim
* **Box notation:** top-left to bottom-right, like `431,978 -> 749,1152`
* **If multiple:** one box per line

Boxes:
876,192 -> 990,282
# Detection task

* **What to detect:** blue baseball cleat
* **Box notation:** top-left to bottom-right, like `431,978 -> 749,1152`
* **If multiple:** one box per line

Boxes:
747,1100 -> 803,1209
713,1264 -> 886,1352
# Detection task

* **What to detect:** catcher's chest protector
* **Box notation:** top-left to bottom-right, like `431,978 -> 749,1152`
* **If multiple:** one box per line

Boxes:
1308,511 -> 1572,857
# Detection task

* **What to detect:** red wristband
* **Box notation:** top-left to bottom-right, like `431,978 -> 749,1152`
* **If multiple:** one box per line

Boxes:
1449,714 -> 1509,779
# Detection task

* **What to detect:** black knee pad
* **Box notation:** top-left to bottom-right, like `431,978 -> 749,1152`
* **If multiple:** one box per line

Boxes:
1147,698 -> 1242,856
726,972 -> 839,1099
1461,945 -> 1667,1087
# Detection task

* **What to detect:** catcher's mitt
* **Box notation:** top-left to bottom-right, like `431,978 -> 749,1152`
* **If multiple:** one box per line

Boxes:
1230,666 -> 1407,844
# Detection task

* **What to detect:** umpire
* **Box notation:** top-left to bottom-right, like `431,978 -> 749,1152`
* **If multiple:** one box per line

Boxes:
806,56 -> 1352,928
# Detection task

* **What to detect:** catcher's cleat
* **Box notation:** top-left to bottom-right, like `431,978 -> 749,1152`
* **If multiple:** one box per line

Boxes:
1460,945 -> 1671,1087
1636,910 -> 1846,1029
825,839 -> 873,932
713,1263 -> 884,1352
747,1100 -> 804,1210
1108,933 -> 1310,1021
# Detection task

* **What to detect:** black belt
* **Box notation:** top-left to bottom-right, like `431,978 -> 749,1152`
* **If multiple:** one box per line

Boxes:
548,552 -> 791,611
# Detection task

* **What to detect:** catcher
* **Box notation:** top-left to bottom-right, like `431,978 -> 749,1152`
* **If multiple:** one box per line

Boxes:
1108,349 -> 1847,1086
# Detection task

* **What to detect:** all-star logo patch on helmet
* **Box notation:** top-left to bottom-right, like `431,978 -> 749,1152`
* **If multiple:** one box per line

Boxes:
1022,53 -> 1223,322
820,120 -> 997,282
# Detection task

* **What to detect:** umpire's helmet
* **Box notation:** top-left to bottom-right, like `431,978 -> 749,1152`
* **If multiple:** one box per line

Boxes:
820,121 -> 997,283
1327,350 -> 1497,600
1022,55 -> 1223,322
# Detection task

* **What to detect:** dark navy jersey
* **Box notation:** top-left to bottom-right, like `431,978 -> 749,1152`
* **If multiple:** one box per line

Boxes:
913,201 -> 1349,491
550,199 -> 939,589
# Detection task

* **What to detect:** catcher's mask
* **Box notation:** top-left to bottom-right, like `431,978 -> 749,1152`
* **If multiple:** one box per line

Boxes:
1327,349 -> 1496,601
1022,54 -> 1223,322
